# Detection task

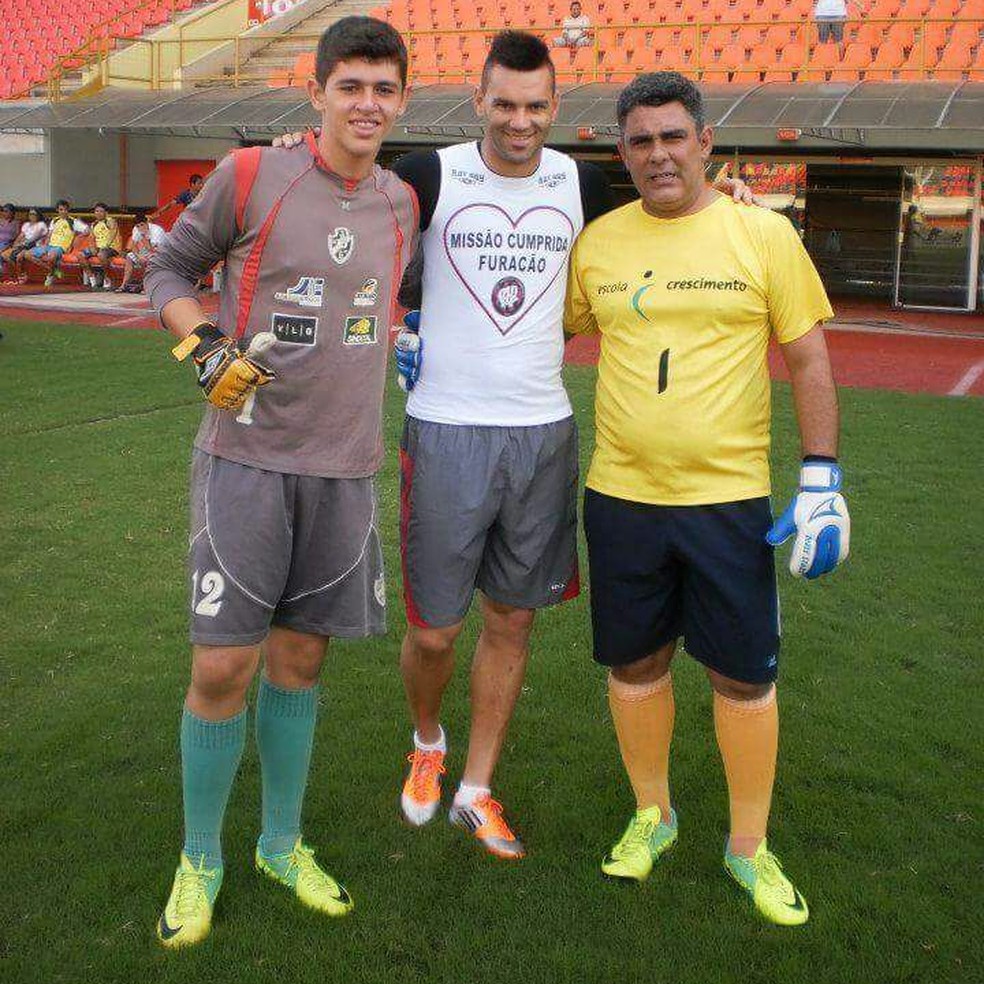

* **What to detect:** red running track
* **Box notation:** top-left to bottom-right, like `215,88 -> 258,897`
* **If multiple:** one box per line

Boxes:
565,327 -> 984,398
2,290 -> 983,397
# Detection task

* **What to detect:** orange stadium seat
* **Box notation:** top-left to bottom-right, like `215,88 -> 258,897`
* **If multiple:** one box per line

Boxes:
291,52 -> 316,81
867,39 -> 907,77
920,21 -> 950,54
701,25 -> 735,54
970,46 -> 984,81
776,42 -> 809,77
829,42 -> 874,79
898,0 -> 932,16
901,40 -> 940,74
677,0 -> 704,23
949,21 -> 984,47
932,41 -> 974,79
800,41 -> 843,80
887,22 -> 917,49
763,22 -> 806,52
717,41 -> 749,69
867,0 -> 902,16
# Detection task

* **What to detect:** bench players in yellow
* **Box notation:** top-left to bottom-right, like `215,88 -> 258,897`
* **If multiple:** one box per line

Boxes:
565,72 -> 850,925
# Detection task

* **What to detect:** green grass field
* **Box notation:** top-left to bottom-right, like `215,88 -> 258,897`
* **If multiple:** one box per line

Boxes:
1,320 -> 981,984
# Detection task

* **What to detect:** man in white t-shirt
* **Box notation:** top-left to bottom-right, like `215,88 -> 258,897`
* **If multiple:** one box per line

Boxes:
553,2 -> 592,47
389,32 -> 613,859
813,0 -> 864,50
115,211 -> 166,292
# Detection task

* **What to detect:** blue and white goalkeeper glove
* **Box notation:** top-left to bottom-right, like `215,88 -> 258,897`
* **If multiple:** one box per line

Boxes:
394,309 -> 422,392
766,460 -> 850,580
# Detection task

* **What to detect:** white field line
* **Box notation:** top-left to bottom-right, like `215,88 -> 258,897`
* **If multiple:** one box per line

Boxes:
949,358 -> 984,396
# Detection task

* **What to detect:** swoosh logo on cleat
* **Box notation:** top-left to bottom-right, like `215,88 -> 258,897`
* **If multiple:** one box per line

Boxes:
158,914 -> 182,940
788,889 -> 807,912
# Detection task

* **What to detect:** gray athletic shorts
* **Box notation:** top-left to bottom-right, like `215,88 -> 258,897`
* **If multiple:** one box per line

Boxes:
187,450 -> 385,645
399,416 -> 580,628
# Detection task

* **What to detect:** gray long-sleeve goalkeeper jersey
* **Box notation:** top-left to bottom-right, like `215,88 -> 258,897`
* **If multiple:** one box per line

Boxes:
146,133 -> 419,479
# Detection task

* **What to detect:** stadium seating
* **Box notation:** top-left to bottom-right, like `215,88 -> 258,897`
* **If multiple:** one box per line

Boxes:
0,0 -> 197,99
363,0 -> 982,85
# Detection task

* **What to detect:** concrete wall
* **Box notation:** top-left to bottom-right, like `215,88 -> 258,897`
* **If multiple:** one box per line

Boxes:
125,133 -> 239,204
48,130 -> 122,205
101,0 -> 250,89
31,131 -> 239,208
0,134 -> 50,205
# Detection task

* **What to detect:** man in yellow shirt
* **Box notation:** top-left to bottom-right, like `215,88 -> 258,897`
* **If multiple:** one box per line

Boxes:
564,72 -> 850,926
79,202 -> 123,291
31,199 -> 78,287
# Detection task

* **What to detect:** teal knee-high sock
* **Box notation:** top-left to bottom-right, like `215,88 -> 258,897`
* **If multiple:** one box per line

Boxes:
181,707 -> 247,869
256,677 -> 318,858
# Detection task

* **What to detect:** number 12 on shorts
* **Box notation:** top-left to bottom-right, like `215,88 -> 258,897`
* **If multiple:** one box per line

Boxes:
192,569 -> 225,617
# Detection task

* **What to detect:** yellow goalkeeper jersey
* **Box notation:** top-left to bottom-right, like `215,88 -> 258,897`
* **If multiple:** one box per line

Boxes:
565,194 -> 833,505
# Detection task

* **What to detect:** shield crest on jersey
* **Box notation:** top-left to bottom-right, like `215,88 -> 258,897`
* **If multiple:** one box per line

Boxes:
329,227 -> 355,265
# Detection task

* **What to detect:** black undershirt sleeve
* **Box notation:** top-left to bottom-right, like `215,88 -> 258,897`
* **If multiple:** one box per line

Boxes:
563,161 -> 617,341
392,150 -> 442,310
576,160 -> 617,225
391,149 -> 442,232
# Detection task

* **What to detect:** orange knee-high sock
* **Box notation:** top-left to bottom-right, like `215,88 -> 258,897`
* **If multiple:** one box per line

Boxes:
607,671 -> 674,817
713,686 -> 778,858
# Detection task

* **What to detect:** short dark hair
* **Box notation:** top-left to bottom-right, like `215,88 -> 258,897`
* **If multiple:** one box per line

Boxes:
616,72 -> 706,132
315,16 -> 408,89
2,202 -> 14,212
56,198 -> 70,209
93,202 -> 108,211
482,31 -> 555,89
189,174 -> 204,184
133,210 -> 148,224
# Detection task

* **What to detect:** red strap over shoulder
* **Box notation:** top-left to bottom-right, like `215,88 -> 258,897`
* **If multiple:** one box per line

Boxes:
233,146 -> 264,231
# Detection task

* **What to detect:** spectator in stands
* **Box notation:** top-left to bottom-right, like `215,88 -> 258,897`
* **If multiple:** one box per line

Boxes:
149,173 -> 205,223
1,207 -> 47,284
0,204 -> 20,281
0,203 -> 19,254
115,211 -> 166,293
79,202 -> 123,291
553,2 -> 593,48
31,199 -> 77,287
813,0 -> 864,52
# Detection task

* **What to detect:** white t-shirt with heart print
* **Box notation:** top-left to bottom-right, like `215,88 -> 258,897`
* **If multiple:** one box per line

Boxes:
407,141 -> 584,426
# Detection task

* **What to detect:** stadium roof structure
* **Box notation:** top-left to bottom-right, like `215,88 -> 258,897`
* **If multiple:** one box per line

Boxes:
1,81 -> 983,153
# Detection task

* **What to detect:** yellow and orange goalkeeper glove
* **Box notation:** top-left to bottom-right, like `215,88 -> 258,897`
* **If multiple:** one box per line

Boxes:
172,323 -> 276,411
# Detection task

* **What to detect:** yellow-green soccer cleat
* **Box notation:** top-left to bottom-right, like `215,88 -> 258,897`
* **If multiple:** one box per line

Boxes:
156,852 -> 223,948
255,838 -> 354,917
724,841 -> 809,926
601,805 -> 678,881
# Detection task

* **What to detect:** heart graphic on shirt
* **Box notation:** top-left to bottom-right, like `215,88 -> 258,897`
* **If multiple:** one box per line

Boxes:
442,204 -> 575,336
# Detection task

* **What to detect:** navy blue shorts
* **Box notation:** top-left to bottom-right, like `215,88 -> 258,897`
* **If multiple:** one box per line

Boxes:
583,489 -> 780,684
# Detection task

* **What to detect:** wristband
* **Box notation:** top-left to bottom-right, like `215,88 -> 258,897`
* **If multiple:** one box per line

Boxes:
172,322 -> 221,362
